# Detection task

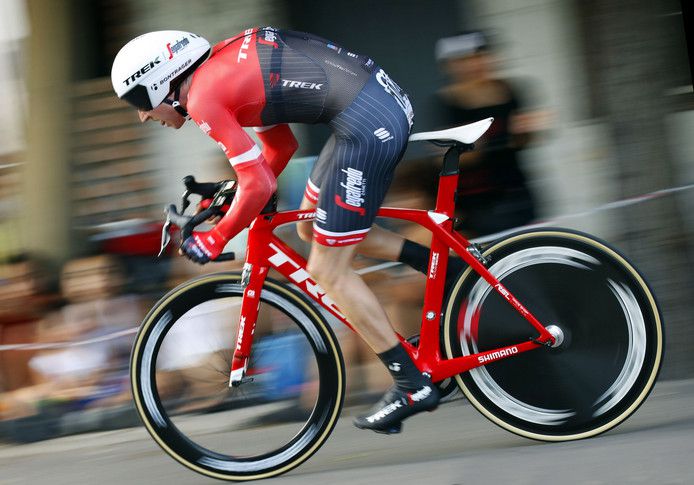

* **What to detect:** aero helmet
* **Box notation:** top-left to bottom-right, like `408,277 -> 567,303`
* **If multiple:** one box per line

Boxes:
111,30 -> 210,111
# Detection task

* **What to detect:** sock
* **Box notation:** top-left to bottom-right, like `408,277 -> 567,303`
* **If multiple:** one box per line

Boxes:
398,240 -> 466,287
378,343 -> 429,391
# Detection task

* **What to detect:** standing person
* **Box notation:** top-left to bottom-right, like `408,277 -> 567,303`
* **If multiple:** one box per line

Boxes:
112,28 -> 464,433
436,31 -> 545,236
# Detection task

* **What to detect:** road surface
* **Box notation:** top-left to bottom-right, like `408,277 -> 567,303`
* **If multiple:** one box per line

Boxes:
1,379 -> 692,484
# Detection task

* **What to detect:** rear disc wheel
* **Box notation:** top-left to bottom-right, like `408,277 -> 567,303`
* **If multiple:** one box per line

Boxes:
443,229 -> 663,441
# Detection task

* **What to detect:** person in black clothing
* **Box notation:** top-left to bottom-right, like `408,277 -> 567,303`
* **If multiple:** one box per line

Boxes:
435,31 -> 547,236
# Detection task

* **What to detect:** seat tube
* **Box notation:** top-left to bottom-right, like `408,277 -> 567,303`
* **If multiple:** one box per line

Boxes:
229,262 -> 268,386
416,144 -> 465,369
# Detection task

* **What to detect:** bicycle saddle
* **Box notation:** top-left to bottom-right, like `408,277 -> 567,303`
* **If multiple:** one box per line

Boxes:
408,117 -> 494,145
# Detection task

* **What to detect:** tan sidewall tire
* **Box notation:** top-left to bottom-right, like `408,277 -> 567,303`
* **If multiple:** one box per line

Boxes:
130,272 -> 345,480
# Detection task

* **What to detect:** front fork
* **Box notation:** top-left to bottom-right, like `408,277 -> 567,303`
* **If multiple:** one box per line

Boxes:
229,262 -> 268,387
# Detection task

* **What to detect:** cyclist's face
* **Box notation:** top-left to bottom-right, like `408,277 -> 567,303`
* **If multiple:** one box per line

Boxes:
138,103 -> 185,129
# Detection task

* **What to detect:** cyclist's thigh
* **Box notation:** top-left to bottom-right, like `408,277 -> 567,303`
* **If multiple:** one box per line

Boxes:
312,71 -> 411,247
304,134 -> 337,204
298,135 -> 336,240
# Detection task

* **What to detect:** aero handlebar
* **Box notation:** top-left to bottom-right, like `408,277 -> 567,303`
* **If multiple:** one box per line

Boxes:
158,175 -> 238,262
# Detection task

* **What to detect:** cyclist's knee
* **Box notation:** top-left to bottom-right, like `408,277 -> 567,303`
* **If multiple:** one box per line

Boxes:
307,244 -> 356,290
297,220 -> 313,243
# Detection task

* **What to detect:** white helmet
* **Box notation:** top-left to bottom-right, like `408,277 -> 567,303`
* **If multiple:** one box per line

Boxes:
111,30 -> 210,111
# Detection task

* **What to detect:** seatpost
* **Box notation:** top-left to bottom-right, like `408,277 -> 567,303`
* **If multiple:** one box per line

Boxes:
435,142 -> 472,216
440,143 -> 465,176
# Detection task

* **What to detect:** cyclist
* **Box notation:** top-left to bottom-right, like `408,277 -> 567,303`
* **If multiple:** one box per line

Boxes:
112,27 -> 463,433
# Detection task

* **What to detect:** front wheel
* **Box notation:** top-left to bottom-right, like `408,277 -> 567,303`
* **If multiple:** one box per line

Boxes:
443,228 -> 664,441
130,273 -> 345,481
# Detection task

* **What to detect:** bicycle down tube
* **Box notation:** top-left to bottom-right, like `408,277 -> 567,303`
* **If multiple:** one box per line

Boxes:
228,204 -> 555,386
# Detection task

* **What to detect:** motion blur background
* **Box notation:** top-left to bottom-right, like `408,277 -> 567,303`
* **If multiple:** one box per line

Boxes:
0,0 -> 692,445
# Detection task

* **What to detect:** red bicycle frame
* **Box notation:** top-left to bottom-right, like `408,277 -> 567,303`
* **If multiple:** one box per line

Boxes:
228,144 -> 555,385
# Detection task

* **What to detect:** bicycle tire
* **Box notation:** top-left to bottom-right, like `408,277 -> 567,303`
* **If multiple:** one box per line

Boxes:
442,228 -> 663,441
131,273 -> 345,481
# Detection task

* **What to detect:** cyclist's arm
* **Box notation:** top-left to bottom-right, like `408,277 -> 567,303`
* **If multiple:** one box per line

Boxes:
189,104 -> 277,243
253,124 -> 298,177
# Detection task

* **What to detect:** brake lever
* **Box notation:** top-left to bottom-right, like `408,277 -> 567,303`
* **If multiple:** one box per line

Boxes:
159,204 -> 191,257
158,217 -> 172,258
158,204 -> 193,258
181,189 -> 192,214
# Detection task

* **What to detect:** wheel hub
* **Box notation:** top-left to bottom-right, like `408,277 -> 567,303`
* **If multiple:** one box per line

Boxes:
545,325 -> 565,348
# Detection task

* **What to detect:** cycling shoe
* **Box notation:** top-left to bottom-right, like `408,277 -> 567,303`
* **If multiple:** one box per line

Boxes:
353,384 -> 440,434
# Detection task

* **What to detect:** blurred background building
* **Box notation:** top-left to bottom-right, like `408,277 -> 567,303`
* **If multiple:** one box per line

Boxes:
0,0 -> 692,441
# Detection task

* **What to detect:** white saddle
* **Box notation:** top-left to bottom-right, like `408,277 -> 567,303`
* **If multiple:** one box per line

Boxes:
409,117 -> 494,145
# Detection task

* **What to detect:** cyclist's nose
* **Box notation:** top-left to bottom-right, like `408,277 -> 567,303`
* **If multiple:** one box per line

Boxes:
138,110 -> 151,123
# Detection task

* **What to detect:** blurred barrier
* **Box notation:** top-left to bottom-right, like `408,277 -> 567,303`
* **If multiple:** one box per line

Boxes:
2,180 -> 693,352
471,181 -> 694,244
0,328 -> 137,351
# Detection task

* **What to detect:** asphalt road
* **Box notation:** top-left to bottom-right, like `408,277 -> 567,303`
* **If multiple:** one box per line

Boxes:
1,379 -> 692,485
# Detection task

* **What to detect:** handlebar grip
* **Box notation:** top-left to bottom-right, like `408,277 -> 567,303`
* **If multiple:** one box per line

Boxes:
183,175 -> 220,199
215,252 -> 236,262
183,207 -> 219,240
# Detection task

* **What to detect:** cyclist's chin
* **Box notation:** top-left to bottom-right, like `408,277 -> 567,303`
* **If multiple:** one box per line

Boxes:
161,119 -> 186,129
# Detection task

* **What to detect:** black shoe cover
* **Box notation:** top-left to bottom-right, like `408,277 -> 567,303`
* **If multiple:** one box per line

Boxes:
353,384 -> 440,434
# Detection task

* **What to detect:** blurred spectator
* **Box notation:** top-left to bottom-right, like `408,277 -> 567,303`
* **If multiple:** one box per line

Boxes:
435,30 -> 549,236
0,254 -> 143,440
0,254 -> 59,393
43,255 -> 140,406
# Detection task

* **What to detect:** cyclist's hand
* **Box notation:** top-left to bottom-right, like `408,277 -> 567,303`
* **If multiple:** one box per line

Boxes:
180,228 -> 227,264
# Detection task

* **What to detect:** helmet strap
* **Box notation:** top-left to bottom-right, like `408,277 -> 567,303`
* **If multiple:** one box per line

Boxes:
163,85 -> 189,119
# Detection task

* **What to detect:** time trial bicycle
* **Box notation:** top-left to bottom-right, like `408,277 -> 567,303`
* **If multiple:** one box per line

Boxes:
130,118 -> 663,481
